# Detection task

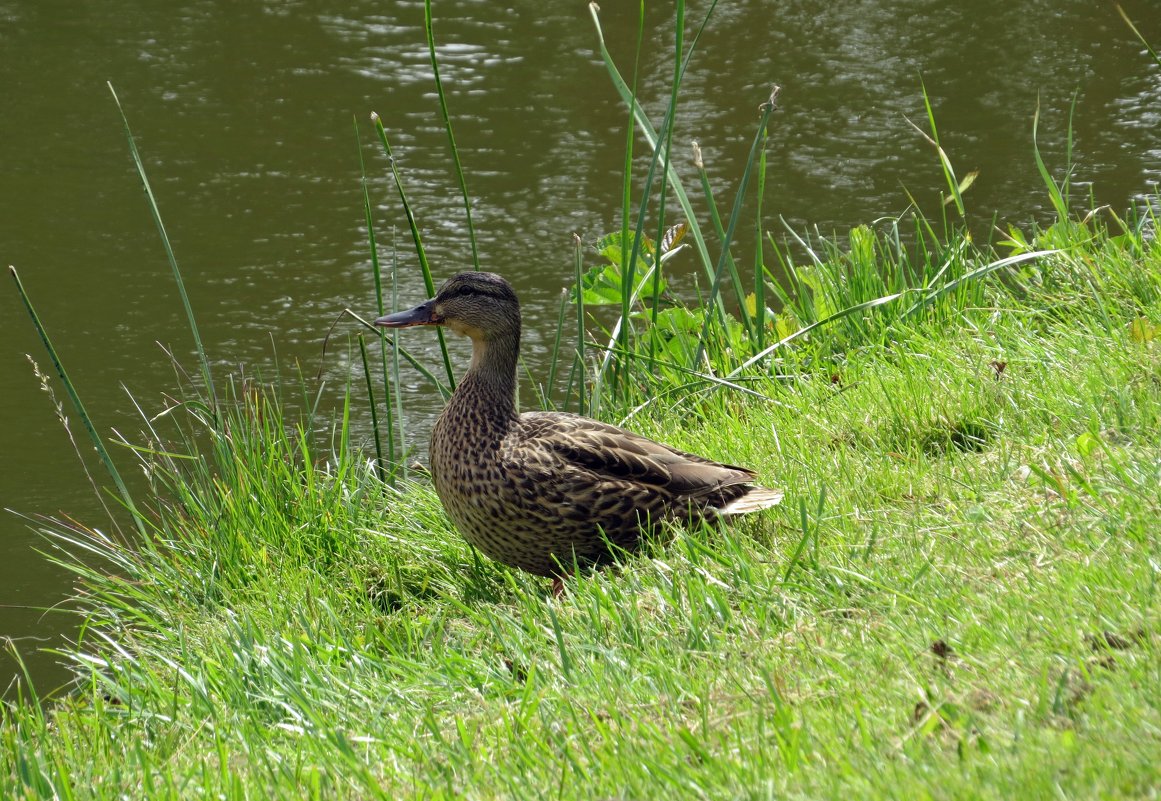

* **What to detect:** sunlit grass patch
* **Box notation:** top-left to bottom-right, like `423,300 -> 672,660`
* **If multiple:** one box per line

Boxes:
4,270 -> 1160,796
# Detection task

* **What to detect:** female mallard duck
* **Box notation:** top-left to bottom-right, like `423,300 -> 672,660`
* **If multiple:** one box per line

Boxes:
375,272 -> 782,585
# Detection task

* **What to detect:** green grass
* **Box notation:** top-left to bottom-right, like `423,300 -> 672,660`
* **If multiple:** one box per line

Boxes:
4,203 -> 1160,799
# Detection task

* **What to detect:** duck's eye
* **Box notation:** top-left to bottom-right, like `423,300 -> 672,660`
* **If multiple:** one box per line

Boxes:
444,284 -> 478,301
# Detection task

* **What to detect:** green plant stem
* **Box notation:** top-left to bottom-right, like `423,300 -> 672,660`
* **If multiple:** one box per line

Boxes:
108,82 -> 218,414
424,0 -> 481,273
693,89 -> 779,367
693,143 -> 756,340
9,265 -> 146,537
573,233 -> 588,415
370,111 -> 456,390
357,117 -> 396,472
614,1 -> 646,400
754,121 -> 769,351
357,335 -> 386,485
648,0 -> 684,374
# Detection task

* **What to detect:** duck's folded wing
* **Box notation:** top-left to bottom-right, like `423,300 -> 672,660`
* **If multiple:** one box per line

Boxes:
514,412 -> 756,498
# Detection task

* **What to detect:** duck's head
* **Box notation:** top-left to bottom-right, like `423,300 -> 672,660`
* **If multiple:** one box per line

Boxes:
374,271 -> 521,341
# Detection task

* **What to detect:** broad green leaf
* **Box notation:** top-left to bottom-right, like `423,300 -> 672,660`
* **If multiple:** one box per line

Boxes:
639,306 -> 701,363
572,262 -> 671,307
775,314 -> 799,340
574,263 -> 625,305
572,238 -> 669,306
596,231 -> 655,267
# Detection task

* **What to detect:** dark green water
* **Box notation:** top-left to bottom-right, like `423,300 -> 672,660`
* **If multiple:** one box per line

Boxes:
2,1 -> 1158,695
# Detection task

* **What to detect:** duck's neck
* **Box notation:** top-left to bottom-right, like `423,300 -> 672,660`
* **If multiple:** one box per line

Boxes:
449,330 -> 520,428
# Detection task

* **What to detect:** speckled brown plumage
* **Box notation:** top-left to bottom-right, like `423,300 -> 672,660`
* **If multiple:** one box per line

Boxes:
375,272 -> 783,579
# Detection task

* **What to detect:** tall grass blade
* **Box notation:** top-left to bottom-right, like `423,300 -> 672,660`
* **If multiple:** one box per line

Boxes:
614,0 -> 646,397
107,82 -> 217,413
780,489 -> 825,576
357,117 -> 396,469
424,0 -> 481,273
910,80 -> 965,219
1116,4 -> 1161,68
9,266 -> 146,537
357,335 -> 387,485
1065,89 -> 1079,212
588,0 -> 726,322
693,87 -> 779,367
326,310 -> 449,399
370,111 -> 456,390
572,233 -> 588,415
754,119 -> 769,351
726,292 -> 904,378
648,0 -> 684,371
692,141 -> 756,340
545,603 -> 573,679
1032,97 -> 1069,221
589,342 -> 777,405
390,244 -> 407,476
902,249 -> 1056,318
609,0 -> 692,394
544,289 -> 568,410
338,365 -> 353,472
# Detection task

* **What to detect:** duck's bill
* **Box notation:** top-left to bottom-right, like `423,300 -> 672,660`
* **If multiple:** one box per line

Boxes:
373,300 -> 440,328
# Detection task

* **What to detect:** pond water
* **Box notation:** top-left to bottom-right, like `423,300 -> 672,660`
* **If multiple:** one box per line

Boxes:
2,0 -> 1158,695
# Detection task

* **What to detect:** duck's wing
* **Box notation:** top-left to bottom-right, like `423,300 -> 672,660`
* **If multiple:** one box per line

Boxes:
513,411 -> 759,501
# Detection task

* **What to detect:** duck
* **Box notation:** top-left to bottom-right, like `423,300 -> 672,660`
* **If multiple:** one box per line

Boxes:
374,271 -> 782,589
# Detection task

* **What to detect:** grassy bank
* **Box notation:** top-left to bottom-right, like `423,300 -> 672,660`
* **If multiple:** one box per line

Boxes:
3,200 -> 1160,798
5,3 -> 1161,796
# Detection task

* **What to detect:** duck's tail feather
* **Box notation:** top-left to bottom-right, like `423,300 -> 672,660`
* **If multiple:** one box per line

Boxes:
718,485 -> 784,516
